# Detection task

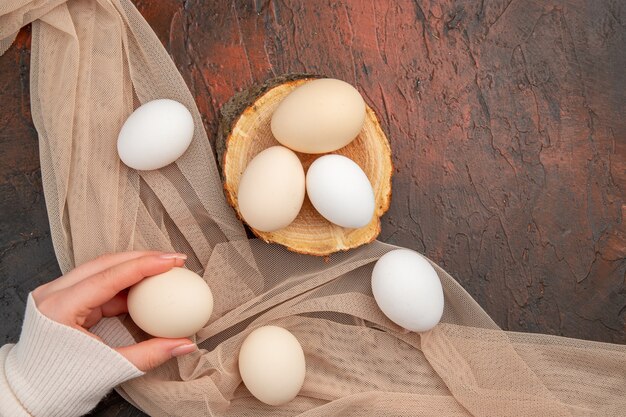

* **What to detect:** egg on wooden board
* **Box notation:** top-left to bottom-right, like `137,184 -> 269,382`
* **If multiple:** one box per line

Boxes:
371,249 -> 444,332
271,78 -> 366,154
238,326 -> 306,406
127,267 -> 213,338
237,146 -> 306,232
306,154 -> 375,229
117,99 -> 194,170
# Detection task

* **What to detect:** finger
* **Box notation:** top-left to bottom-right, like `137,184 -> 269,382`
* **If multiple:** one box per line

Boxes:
82,292 -> 130,328
82,309 -> 103,329
65,251 -> 164,284
115,338 -> 197,371
100,291 -> 129,317
66,253 -> 187,309
40,251 -> 163,296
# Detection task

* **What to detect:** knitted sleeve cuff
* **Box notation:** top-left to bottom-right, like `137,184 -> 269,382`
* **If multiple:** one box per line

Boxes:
0,293 -> 143,417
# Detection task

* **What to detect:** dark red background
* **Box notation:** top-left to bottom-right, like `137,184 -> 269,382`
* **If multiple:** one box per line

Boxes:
0,1 -> 624,415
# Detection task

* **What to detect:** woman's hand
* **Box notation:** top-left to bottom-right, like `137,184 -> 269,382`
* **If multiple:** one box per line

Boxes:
31,251 -> 198,371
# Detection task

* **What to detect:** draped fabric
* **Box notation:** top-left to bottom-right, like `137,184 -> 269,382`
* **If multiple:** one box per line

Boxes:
1,1 -> 625,416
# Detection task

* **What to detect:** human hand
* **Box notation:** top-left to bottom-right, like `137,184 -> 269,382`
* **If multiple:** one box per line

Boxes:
31,251 -> 198,371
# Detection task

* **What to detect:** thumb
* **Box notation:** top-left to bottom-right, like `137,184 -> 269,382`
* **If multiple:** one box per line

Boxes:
116,338 -> 197,371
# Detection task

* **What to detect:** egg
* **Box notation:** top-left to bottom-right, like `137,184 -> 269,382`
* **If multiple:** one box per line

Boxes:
237,146 -> 305,232
238,326 -> 306,406
127,267 -> 213,338
371,249 -> 444,332
117,99 -> 194,170
306,155 -> 375,228
271,78 -> 366,153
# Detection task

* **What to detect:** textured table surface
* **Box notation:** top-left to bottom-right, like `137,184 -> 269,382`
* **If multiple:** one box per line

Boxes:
0,1 -> 624,416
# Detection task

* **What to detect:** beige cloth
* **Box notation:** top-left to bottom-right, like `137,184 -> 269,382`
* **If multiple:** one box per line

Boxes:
0,294 -> 143,416
1,0 -> 625,416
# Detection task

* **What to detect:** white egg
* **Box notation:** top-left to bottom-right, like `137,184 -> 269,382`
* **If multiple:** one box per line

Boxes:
127,267 -> 213,338
237,146 -> 305,232
117,99 -> 194,170
306,155 -> 375,228
371,249 -> 444,332
271,78 -> 366,154
238,326 -> 306,406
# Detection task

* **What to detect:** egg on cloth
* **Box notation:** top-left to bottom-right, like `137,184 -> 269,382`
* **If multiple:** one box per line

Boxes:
117,99 -> 194,170
306,154 -> 375,229
238,326 -> 306,406
371,249 -> 444,332
127,267 -> 213,338
237,146 -> 306,233
271,78 -> 366,154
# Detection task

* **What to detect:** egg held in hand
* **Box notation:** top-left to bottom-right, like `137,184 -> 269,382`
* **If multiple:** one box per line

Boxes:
271,78 -> 366,154
306,154 -> 375,229
117,99 -> 194,171
127,267 -> 213,338
237,146 -> 306,233
371,249 -> 444,332
238,326 -> 306,406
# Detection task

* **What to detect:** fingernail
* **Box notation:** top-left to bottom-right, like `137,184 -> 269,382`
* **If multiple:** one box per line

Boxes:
160,253 -> 188,260
171,343 -> 197,357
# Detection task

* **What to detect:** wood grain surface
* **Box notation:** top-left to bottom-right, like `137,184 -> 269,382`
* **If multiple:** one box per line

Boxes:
0,1 -> 624,416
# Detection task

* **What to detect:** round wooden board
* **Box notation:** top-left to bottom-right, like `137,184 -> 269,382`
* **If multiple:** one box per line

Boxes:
220,77 -> 393,256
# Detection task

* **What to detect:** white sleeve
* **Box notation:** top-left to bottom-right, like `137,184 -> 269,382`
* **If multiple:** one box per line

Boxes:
0,293 -> 143,417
